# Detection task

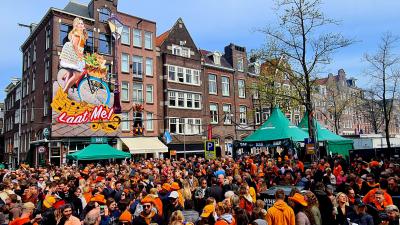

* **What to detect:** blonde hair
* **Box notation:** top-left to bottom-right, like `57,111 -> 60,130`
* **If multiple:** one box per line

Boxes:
169,210 -> 184,224
335,192 -> 349,207
68,18 -> 88,42
181,181 -> 192,200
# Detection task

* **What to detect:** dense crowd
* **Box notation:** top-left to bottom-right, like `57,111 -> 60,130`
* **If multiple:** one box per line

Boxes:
0,153 -> 399,225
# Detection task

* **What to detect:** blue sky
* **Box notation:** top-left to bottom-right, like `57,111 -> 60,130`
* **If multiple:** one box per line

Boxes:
1,0 -> 399,100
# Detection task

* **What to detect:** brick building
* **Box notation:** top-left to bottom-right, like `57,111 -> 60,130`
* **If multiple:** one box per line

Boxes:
156,18 -> 204,157
17,0 -> 165,166
3,79 -> 21,167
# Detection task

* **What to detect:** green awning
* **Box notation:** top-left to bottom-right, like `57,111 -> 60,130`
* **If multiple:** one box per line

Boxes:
66,144 -> 131,160
244,107 -> 309,142
298,113 -> 353,157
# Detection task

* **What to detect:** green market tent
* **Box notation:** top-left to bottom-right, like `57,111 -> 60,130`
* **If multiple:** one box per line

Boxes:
244,107 -> 309,143
298,113 -> 353,157
66,144 -> 131,160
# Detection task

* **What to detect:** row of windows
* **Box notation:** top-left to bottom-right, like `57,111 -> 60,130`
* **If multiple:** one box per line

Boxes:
167,65 -> 200,85
168,91 -> 201,109
209,104 -> 247,125
121,26 -> 153,50
121,82 -> 153,104
121,54 -> 153,77
120,112 -> 154,132
169,118 -> 202,135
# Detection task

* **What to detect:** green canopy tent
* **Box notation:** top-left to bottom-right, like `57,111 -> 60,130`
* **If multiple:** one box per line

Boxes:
298,113 -> 353,157
244,107 -> 309,143
66,144 -> 131,161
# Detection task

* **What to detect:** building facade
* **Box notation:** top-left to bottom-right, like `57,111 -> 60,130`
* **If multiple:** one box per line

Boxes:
3,79 -> 21,167
17,0 -> 163,166
156,18 -> 204,157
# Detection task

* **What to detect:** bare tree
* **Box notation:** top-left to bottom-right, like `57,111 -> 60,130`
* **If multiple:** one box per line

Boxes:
365,32 -> 400,149
254,0 -> 353,143
358,89 -> 383,134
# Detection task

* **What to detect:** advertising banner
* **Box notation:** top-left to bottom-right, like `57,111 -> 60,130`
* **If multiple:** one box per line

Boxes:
51,17 -> 121,137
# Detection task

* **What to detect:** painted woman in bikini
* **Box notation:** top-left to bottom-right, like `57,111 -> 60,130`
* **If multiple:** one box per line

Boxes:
62,18 -> 88,93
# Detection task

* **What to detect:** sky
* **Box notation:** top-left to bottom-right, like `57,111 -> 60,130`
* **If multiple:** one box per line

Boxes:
1,0 -> 400,100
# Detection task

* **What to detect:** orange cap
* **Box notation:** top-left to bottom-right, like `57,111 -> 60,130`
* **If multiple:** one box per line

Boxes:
171,182 -> 180,190
119,210 -> 132,222
162,183 -> 171,191
288,193 -> 308,206
90,194 -> 106,204
141,195 -> 154,204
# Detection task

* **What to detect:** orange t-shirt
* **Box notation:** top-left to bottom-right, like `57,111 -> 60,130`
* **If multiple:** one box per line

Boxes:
9,216 -> 37,225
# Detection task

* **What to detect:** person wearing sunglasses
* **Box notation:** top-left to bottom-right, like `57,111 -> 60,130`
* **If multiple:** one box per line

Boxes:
132,196 -> 162,225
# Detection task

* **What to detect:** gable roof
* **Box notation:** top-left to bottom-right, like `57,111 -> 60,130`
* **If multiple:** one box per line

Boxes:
156,30 -> 170,47
199,49 -> 233,69
63,1 -> 91,18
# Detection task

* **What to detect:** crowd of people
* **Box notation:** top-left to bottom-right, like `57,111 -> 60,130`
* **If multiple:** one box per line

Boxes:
0,153 -> 399,225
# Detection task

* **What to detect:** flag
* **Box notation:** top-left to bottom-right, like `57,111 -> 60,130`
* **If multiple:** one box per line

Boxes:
164,130 -> 172,144
207,124 -> 212,140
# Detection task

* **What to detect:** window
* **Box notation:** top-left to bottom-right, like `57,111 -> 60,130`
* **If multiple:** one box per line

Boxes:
168,66 -> 176,81
145,58 -> 153,76
132,56 -> 143,78
194,94 -> 200,109
31,99 -> 35,121
59,24 -> 72,45
169,92 -> 176,106
45,26 -> 51,50
237,58 -> 244,71
169,118 -> 177,133
99,8 -> 111,22
177,67 -> 184,82
186,93 -> 193,108
26,76 -> 29,94
208,74 -> 217,94
33,42 -> 36,62
43,94 -> 48,116
144,32 -> 152,49
121,26 -> 130,45
210,104 -> 218,124
146,84 -> 153,103
238,80 -> 246,98
221,76 -> 230,96
23,52 -> 27,71
193,70 -> 200,85
239,106 -> 247,124
144,112 -> 153,131
133,29 -> 142,47
223,104 -> 231,124
32,71 -> 35,91
84,30 -> 94,53
172,45 -> 190,58
121,82 -> 129,102
121,53 -> 129,73
121,112 -> 130,131
133,83 -> 143,103
252,83 -> 259,99
99,33 -> 111,54
185,69 -> 192,83
45,59 -> 50,82
255,109 -> 261,125
15,109 -> 20,124
16,87 -> 21,101
178,118 -> 185,134
178,92 -> 184,107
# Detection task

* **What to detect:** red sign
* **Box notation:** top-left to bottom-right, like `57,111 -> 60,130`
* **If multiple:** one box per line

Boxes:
207,124 -> 212,140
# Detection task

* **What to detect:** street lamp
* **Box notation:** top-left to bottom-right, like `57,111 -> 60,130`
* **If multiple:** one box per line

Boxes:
108,14 -> 124,114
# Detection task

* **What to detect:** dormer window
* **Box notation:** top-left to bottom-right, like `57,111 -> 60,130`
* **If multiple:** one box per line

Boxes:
254,62 -> 260,75
213,52 -> 222,65
172,44 -> 191,58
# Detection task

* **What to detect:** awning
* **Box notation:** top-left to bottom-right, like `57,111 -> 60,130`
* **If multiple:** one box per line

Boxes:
120,137 -> 168,154
66,144 -> 131,160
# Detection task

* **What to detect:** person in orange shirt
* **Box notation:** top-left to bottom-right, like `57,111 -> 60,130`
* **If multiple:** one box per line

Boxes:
333,161 -> 343,178
363,180 -> 393,206
9,202 -> 41,225
295,159 -> 304,173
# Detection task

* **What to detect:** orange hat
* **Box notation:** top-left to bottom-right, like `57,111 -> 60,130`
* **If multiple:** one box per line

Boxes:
258,172 -> 265,177
171,182 -> 180,190
90,194 -> 106,204
43,196 -> 56,208
201,204 -> 215,218
288,193 -> 308,207
162,183 -> 171,191
53,200 -> 66,209
370,161 -> 379,167
119,210 -> 132,222
141,195 -> 154,205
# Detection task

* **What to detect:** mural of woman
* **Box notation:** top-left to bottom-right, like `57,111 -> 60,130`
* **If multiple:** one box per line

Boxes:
59,17 -> 88,93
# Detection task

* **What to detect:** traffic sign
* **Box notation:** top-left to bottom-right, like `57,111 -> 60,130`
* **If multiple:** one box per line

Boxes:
204,140 -> 216,160
38,146 -> 46,154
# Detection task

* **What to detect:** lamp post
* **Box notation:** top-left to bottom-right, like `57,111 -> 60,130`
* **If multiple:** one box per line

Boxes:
108,15 -> 124,114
